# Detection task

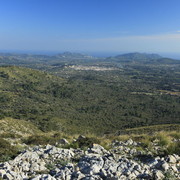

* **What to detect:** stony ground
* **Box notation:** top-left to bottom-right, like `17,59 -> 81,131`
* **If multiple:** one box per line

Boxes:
0,137 -> 179,180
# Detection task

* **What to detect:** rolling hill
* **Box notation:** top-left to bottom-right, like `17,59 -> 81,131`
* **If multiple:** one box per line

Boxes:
0,65 -> 179,135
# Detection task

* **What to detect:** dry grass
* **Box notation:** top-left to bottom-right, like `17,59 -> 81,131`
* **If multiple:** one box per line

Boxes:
154,131 -> 172,146
0,120 -> 179,157
0,117 -> 42,138
168,131 -> 180,139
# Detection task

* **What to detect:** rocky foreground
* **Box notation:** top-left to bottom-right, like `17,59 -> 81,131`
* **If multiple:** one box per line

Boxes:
0,137 -> 179,180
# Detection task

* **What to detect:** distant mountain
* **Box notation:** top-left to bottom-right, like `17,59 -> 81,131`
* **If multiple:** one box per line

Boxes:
0,52 -> 93,67
106,52 -> 180,65
0,52 -> 179,69
106,52 -> 161,62
0,53 -> 53,66
115,52 -> 162,60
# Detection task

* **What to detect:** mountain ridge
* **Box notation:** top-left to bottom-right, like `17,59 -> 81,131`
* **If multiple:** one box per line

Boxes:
115,52 -> 162,59
106,52 -> 180,64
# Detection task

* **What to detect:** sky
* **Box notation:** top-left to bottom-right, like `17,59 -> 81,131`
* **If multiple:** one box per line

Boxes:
0,0 -> 180,57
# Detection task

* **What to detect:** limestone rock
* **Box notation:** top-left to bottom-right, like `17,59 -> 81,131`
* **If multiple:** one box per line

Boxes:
88,144 -> 108,154
167,155 -> 177,163
58,138 -> 69,145
153,170 -> 165,180
161,162 -> 169,172
0,140 -> 179,179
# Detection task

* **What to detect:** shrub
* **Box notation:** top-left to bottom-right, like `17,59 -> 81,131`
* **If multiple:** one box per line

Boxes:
78,137 -> 100,148
115,135 -> 130,142
23,135 -> 55,145
165,142 -> 180,155
155,132 -> 171,147
52,132 -> 62,138
52,132 -> 70,142
46,162 -> 56,171
0,138 -> 18,162
99,139 -> 111,150
67,136 -> 100,149
141,138 -> 151,148
1,133 -> 21,138
169,131 -> 180,140
163,170 -> 176,179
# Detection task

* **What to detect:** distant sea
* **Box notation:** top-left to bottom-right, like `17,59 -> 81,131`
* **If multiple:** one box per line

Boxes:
160,53 -> 180,60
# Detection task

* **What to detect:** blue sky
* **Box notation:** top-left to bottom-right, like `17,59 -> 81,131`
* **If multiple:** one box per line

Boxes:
0,0 -> 180,56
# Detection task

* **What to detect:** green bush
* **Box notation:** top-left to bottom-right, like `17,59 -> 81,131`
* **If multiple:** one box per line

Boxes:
0,138 -> 18,162
77,137 -> 100,148
169,132 -> 180,139
156,133 -> 171,147
165,142 -> 180,155
1,133 -> 21,138
23,135 -> 55,145
46,162 -> 56,171
163,170 -> 176,179
67,136 -> 100,149
141,138 -> 151,148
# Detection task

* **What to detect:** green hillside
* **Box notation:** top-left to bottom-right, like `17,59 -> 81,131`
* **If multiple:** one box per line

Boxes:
0,117 -> 42,137
0,65 -> 179,135
0,66 -> 68,130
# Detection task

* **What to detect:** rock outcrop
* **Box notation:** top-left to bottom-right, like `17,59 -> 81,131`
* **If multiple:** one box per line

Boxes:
0,139 -> 179,180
